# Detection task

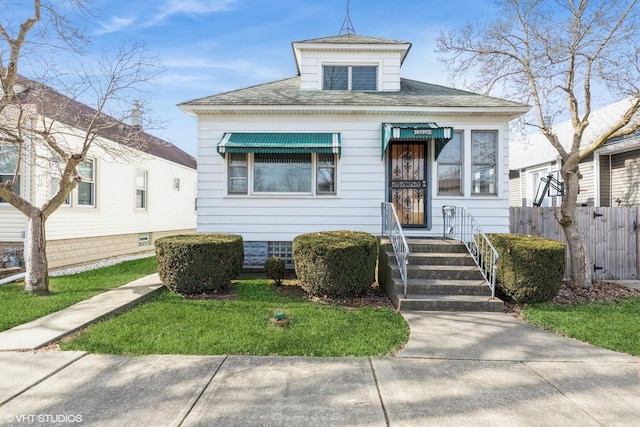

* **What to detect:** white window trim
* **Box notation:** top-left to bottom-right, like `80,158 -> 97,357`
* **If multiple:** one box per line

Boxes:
225,153 -> 339,198
76,158 -> 96,208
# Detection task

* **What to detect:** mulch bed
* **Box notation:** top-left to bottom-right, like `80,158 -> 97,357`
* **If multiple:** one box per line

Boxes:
504,281 -> 640,316
276,282 -> 395,309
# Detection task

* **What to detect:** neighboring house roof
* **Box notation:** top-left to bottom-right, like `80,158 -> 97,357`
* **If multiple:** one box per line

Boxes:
13,76 -> 196,170
510,98 -> 639,170
179,76 -> 529,115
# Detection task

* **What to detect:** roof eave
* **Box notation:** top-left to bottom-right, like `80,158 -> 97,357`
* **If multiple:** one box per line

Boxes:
179,104 -> 531,118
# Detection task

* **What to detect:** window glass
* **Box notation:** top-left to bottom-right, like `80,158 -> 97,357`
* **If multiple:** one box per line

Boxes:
323,66 -> 348,90
317,154 -> 336,194
50,178 -> 71,205
471,131 -> 498,195
351,66 -> 377,90
228,153 -> 248,194
254,153 -> 312,193
0,146 -> 18,173
77,159 -> 95,206
135,169 -> 147,209
0,146 -> 20,202
437,131 -> 463,195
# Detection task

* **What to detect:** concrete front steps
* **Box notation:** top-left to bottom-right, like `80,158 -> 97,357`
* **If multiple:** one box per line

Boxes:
378,238 -> 503,312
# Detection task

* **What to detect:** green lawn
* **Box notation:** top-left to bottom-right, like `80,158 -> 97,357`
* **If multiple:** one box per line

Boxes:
0,257 -> 158,332
60,278 -> 409,357
523,297 -> 640,356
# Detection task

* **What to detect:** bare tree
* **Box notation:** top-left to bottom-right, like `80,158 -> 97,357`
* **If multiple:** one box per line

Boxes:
0,1 -> 162,293
437,0 -> 640,287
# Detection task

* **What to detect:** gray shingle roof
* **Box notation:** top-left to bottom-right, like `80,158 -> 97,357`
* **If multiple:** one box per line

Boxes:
16,76 -> 196,170
293,34 -> 410,45
179,76 -> 528,110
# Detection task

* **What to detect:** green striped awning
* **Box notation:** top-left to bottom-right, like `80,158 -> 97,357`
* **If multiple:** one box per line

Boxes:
381,123 -> 454,159
217,133 -> 341,156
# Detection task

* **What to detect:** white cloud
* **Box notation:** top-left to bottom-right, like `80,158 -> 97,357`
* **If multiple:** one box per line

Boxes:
149,0 -> 238,26
94,16 -> 136,35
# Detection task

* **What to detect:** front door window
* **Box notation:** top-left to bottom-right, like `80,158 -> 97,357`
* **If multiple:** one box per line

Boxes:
389,143 -> 428,227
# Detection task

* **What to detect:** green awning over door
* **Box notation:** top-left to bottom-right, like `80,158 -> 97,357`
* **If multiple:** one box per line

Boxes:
217,133 -> 341,156
381,123 -> 454,159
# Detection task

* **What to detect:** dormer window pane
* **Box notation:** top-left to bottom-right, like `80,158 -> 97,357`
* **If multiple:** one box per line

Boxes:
323,66 -> 348,90
352,66 -> 377,90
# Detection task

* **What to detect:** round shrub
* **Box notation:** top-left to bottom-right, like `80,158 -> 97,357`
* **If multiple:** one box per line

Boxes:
264,256 -> 286,286
292,230 -> 377,298
155,234 -> 243,295
488,233 -> 565,304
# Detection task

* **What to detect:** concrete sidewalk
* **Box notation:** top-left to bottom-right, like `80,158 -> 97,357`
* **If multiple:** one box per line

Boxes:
0,274 -> 163,351
0,276 -> 639,426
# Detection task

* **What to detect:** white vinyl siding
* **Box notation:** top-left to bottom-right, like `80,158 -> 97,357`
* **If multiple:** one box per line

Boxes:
299,50 -> 401,91
197,114 -> 512,242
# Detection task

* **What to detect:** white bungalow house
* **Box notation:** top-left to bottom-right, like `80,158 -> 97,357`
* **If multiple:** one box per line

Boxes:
0,77 -> 197,271
179,34 -> 529,267
510,98 -> 640,207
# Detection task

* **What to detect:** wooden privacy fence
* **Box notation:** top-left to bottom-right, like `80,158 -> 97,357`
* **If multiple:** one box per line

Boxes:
509,207 -> 639,280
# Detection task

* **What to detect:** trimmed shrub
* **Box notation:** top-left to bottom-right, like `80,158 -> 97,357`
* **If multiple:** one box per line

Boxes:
264,256 -> 286,286
155,234 -> 243,295
293,230 -> 377,298
488,233 -> 565,304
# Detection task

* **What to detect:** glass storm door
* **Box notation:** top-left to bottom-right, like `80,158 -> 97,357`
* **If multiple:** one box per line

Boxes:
389,143 -> 428,227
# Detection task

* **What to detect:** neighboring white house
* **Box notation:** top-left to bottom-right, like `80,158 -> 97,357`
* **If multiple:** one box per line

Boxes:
179,34 -> 529,267
0,77 -> 197,270
510,98 -> 640,207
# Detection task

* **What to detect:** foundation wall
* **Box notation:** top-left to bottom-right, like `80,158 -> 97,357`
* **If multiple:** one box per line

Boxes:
46,229 -> 195,270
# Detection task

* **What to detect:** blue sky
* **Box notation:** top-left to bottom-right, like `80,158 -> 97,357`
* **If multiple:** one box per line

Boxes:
70,0 -> 498,156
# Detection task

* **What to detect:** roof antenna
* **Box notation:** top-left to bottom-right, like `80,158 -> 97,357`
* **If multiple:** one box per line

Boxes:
339,0 -> 356,36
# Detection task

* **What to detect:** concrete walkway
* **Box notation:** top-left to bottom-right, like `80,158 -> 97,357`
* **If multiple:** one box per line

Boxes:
0,276 -> 639,426
0,274 -> 163,351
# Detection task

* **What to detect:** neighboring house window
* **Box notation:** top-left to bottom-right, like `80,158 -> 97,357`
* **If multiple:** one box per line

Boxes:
173,177 -> 180,191
323,65 -> 377,90
527,168 -> 551,207
471,131 -> 498,195
0,146 -> 20,203
437,131 -> 463,195
138,233 -> 151,247
227,153 -> 337,196
50,178 -> 71,206
135,169 -> 148,209
77,158 -> 95,206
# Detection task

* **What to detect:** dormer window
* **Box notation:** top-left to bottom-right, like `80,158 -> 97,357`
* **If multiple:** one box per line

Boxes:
323,65 -> 377,91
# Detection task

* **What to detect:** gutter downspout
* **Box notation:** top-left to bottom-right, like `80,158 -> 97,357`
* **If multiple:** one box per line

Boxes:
0,272 -> 26,285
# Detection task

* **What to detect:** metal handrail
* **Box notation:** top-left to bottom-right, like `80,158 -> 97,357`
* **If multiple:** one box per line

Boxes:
442,206 -> 499,299
381,202 -> 410,298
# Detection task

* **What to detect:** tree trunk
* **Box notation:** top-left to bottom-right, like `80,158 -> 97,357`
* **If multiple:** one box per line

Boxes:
559,166 -> 593,287
24,211 -> 50,294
